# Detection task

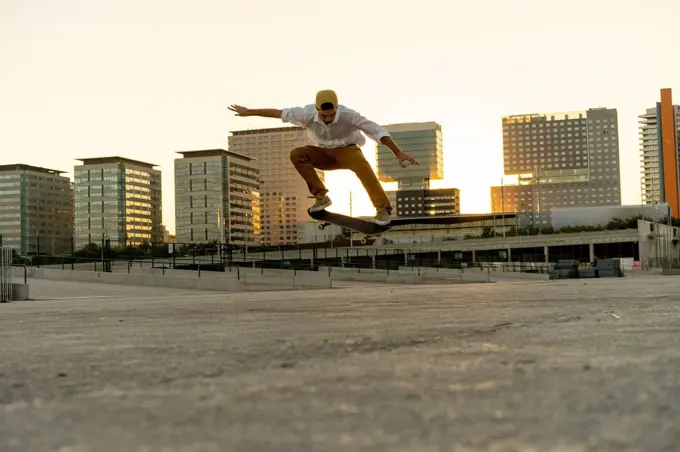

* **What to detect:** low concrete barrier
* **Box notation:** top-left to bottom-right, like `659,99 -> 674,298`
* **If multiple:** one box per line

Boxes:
11,283 -> 29,301
27,268 -> 332,292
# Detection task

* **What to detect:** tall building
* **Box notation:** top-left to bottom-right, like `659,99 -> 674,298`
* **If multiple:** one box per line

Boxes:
640,107 -> 664,204
490,108 -> 622,226
174,149 -> 260,245
74,157 -> 162,249
387,186 -> 461,217
640,88 -> 680,214
228,126 -> 323,246
376,122 -> 460,217
376,122 -> 444,189
0,164 -> 73,255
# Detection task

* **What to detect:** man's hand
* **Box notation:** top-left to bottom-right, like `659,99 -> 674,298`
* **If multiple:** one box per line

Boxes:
397,151 -> 418,168
228,105 -> 252,117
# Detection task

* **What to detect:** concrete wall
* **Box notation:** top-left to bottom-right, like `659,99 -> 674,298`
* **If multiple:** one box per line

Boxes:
637,220 -> 680,265
27,268 -> 332,292
29,263 -> 513,289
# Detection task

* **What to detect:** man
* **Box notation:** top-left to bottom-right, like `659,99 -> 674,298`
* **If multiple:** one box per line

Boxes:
228,90 -> 417,225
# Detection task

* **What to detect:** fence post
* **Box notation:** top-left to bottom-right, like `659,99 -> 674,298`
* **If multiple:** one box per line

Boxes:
198,262 -> 201,278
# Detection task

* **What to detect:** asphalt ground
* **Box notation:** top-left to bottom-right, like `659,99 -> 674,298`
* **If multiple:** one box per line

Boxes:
1,276 -> 679,452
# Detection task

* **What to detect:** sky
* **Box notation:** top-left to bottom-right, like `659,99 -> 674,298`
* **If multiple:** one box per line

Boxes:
1,0 -> 679,234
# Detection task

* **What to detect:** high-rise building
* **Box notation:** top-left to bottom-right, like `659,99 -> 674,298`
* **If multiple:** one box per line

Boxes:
490,108 -> 622,226
74,157 -> 162,249
376,122 -> 460,217
0,164 -> 73,255
228,126 -> 323,246
376,122 -> 444,189
174,149 -> 260,246
640,89 -> 680,214
640,108 -> 664,205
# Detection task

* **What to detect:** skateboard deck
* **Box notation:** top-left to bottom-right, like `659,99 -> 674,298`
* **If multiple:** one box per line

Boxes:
309,208 -> 519,244
308,209 -> 391,242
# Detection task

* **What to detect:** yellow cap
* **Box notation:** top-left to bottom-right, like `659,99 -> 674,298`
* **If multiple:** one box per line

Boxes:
315,90 -> 338,110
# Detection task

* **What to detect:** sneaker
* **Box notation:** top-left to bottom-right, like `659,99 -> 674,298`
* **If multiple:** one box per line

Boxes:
371,207 -> 391,225
309,195 -> 332,212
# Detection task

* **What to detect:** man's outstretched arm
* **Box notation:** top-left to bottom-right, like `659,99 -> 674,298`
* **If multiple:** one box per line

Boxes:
228,105 -> 282,118
229,104 -> 312,127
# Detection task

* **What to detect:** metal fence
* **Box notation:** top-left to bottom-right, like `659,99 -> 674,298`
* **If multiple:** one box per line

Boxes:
1,247 -> 12,302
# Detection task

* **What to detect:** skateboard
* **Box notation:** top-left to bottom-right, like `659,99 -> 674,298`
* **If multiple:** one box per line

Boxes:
308,209 -> 391,244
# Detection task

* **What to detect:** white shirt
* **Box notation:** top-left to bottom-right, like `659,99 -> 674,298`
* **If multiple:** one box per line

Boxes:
281,104 -> 391,149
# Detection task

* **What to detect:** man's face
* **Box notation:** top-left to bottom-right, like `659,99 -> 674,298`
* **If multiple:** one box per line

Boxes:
317,106 -> 336,124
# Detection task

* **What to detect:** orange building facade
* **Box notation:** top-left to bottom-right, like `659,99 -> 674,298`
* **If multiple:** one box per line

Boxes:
659,88 -> 680,217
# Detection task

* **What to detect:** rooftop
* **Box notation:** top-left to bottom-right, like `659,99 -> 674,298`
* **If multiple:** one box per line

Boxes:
382,122 -> 442,133
176,149 -> 255,161
75,157 -> 159,168
0,164 -> 67,176
229,126 -> 304,136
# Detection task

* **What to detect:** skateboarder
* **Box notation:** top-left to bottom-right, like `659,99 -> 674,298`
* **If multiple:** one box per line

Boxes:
228,90 -> 418,225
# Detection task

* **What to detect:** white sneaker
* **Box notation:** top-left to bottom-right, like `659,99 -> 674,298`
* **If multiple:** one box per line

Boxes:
309,195 -> 332,212
371,208 -> 391,226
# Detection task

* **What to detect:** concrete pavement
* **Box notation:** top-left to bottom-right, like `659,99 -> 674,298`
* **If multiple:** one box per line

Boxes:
2,276 -> 680,451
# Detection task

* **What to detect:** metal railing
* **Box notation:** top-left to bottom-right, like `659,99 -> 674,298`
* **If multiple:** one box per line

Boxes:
1,247 -> 12,302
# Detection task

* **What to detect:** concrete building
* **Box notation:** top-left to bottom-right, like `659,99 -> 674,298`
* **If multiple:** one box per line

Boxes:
388,187 -> 461,217
639,89 -> 680,212
490,108 -> 622,226
228,126 -> 323,246
74,157 -> 162,249
376,122 -> 444,189
174,149 -> 260,246
0,164 -> 74,255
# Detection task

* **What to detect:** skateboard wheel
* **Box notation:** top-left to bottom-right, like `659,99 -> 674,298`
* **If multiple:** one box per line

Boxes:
317,223 -> 325,230
360,237 -> 368,244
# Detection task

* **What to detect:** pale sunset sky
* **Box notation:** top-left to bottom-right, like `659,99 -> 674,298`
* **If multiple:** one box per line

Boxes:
1,0 -> 679,233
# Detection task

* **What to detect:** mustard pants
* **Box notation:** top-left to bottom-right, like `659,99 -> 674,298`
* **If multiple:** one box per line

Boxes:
290,144 -> 392,213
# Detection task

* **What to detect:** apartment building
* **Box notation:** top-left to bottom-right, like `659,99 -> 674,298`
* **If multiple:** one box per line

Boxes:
639,89 -> 680,209
74,157 -> 162,249
174,149 -> 260,246
490,108 -> 622,226
0,164 -> 73,254
228,126 -> 323,245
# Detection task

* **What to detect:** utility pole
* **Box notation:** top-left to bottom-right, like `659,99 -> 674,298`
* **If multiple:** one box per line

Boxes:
349,191 -> 353,248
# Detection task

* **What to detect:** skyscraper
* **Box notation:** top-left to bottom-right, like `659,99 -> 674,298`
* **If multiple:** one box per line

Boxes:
639,107 -> 663,205
376,122 -> 459,217
0,164 -> 73,255
490,108 -> 622,226
227,126 -> 323,245
376,122 -> 444,189
74,157 -> 162,249
174,149 -> 260,246
640,89 -> 680,214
